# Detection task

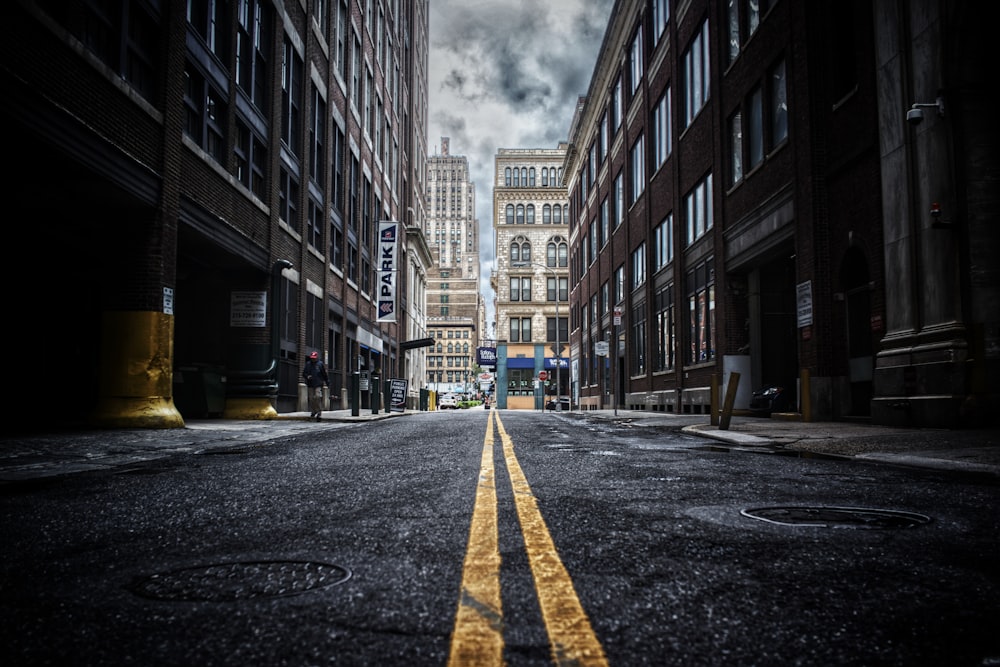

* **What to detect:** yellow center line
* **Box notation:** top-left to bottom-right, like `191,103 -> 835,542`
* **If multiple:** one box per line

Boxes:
448,408 -> 504,666
494,411 -> 608,667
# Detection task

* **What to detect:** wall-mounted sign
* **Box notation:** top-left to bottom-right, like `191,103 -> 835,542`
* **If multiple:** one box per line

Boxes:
230,291 -> 266,327
796,281 -> 813,328
377,222 -> 398,322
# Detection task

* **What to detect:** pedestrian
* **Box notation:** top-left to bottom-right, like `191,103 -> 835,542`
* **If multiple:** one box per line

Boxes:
303,351 -> 329,421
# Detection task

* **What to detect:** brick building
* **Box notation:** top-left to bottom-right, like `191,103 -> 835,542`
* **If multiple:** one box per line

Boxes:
564,0 -> 998,426
4,0 -> 430,428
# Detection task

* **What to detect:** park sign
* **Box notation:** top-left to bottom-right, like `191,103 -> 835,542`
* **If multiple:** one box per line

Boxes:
377,221 -> 398,322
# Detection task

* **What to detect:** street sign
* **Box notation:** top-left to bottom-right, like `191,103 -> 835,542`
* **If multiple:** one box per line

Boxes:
595,341 -> 609,356
538,370 -> 548,381
613,308 -> 622,325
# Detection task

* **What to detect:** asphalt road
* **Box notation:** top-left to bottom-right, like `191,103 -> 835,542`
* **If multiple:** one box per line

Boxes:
2,409 -> 998,666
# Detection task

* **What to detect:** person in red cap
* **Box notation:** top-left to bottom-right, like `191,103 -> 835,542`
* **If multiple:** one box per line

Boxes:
303,350 -> 329,421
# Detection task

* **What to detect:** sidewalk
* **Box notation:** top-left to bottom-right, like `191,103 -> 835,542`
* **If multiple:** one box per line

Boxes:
573,409 -> 1000,478
1,408 -> 997,482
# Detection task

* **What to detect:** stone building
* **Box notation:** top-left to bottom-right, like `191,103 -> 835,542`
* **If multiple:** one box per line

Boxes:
3,0 -> 430,427
492,146 -> 570,409
424,138 -> 484,396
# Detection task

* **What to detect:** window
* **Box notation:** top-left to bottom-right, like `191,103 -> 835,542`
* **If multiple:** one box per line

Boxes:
687,258 -> 715,364
727,0 -> 771,65
332,124 -> 345,215
236,0 -> 272,111
631,242 -> 646,290
683,20 -> 710,127
630,300 -> 646,375
600,197 -> 609,248
629,27 -> 643,97
614,171 -> 624,228
630,134 -> 645,204
684,173 -> 713,245
505,167 -> 512,186
652,0 -> 670,48
310,87 -> 326,186
510,277 -> 531,302
614,264 -> 625,304
234,119 -> 267,198
611,77 -> 622,133
510,237 -> 530,263
653,88 -> 672,169
770,60 -> 788,145
49,0 -> 161,103
654,214 -> 673,271
654,285 -> 675,371
279,167 -> 300,233
749,85 -> 763,168
282,37 -> 303,157
307,197 -> 322,250
506,204 -> 514,224
529,168 -> 536,186
546,317 -> 568,345
526,204 -> 535,224
547,238 -> 567,267
729,111 -> 743,185
335,0 -> 348,82
600,281 -> 610,315
509,318 -> 532,342
306,292 -> 323,352
184,62 -> 227,163
543,204 -> 552,224
329,217 -> 344,270
547,277 -> 568,302
516,204 -> 525,224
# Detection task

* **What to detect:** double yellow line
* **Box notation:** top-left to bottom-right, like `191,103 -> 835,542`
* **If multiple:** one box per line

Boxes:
448,409 -> 608,666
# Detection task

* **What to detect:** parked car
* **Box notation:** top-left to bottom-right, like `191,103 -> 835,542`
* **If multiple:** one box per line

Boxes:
545,397 -> 570,411
749,385 -> 792,416
438,395 -> 459,409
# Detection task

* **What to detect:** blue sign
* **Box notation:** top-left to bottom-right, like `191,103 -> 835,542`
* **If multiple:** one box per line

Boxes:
477,346 -> 497,367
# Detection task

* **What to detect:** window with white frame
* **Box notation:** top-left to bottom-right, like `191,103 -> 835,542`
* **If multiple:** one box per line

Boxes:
629,27 -> 643,97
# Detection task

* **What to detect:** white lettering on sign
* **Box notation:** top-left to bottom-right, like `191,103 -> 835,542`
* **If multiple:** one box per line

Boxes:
230,291 -> 267,327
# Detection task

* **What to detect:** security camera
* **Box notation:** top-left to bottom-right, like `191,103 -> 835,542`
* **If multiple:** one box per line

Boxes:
906,107 -> 924,125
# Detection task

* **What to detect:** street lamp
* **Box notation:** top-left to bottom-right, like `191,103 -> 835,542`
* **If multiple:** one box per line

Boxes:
512,261 -> 563,410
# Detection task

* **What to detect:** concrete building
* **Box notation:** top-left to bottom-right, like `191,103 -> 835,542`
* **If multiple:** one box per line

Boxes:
492,146 -> 570,409
423,138 -> 484,397
4,0 -> 430,428
563,0 -> 998,427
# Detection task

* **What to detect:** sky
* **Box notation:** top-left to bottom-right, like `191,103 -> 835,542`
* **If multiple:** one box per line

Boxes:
427,0 -> 615,336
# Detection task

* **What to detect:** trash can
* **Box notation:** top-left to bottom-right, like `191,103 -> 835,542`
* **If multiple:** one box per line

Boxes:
173,364 -> 226,417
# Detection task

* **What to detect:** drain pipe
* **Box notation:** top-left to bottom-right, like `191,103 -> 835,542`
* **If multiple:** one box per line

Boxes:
270,260 -> 293,394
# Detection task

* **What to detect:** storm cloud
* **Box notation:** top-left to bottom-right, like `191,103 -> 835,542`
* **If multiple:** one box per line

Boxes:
429,0 -> 614,326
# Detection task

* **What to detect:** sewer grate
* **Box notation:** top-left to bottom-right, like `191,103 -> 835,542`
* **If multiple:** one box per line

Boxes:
741,506 -> 931,529
128,560 -> 352,602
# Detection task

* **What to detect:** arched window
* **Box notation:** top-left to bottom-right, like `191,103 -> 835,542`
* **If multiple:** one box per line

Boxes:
511,235 -> 531,264
506,204 -> 514,224
463,343 -> 469,353
526,204 -> 535,224
553,204 -> 562,224
521,167 -> 527,185
516,204 -> 525,224
542,168 -> 549,187
529,168 -> 536,187
448,343 -> 454,353
543,204 -> 552,224
547,236 -> 568,267
513,169 -> 520,187
562,205 -> 568,221
504,167 -> 511,186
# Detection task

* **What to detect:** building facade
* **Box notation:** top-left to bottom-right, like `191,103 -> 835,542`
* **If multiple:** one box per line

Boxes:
424,138 -> 483,396
4,0 -> 430,428
564,0 -> 998,427
492,146 -> 570,410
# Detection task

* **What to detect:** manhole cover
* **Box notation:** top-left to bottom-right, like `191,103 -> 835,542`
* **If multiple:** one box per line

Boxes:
129,560 -> 352,602
741,506 -> 931,529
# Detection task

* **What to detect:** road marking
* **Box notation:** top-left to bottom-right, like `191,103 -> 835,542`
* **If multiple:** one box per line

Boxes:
494,412 -> 608,667
448,408 -> 504,666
